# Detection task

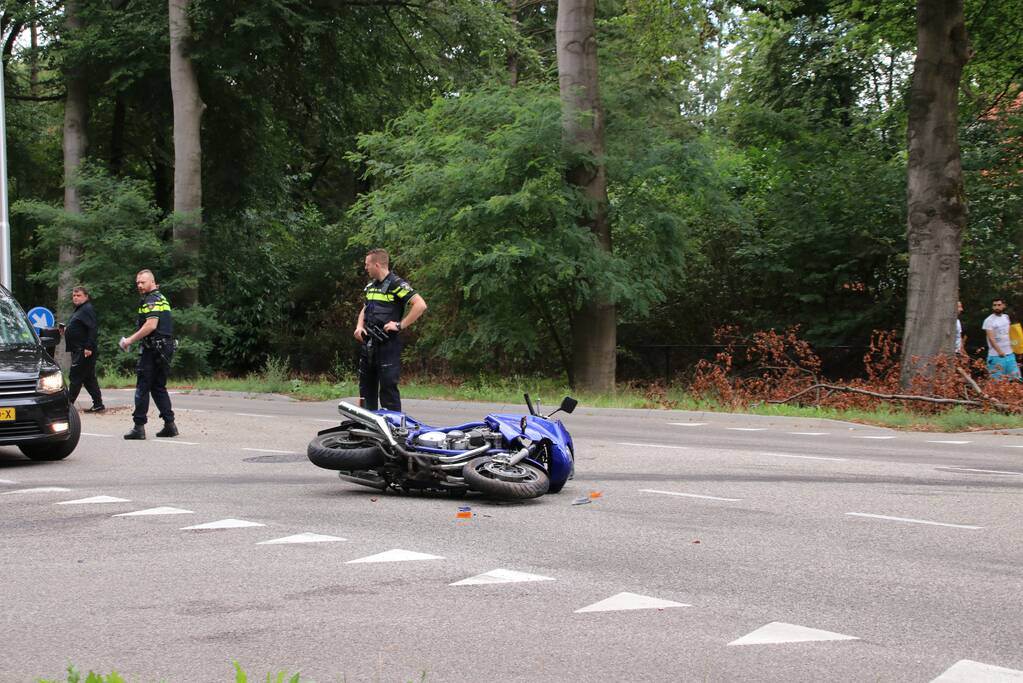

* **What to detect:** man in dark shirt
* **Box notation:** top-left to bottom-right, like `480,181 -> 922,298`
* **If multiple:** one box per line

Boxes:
63,286 -> 104,412
119,269 -> 177,440
353,248 -> 427,411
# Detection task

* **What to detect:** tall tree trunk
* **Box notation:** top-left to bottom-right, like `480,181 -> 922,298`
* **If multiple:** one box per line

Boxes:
109,95 -> 126,175
168,0 -> 204,308
505,0 -> 520,86
900,0 -> 970,388
556,0 -> 615,392
59,0 -> 88,319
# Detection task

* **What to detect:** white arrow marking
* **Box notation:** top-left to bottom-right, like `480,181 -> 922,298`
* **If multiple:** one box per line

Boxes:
451,569 -> 556,586
728,622 -> 858,646
2,487 -> 72,495
181,518 -> 265,530
846,512 -> 983,530
931,659 -> 1023,682
575,592 -> 690,613
56,496 -> 131,505
114,506 -> 194,516
346,549 -> 443,564
258,532 -> 346,545
31,313 -> 47,326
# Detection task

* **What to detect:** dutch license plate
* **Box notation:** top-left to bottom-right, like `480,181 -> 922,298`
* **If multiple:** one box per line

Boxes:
0,407 -> 15,421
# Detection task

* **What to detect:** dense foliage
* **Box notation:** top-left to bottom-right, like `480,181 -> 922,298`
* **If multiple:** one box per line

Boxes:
2,0 -> 1021,381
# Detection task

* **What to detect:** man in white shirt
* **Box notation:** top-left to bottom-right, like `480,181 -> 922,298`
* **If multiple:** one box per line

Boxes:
981,298 -> 1020,380
955,301 -> 964,354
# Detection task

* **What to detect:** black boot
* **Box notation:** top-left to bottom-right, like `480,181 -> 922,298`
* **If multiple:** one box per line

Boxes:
155,421 -> 178,438
84,404 -> 105,413
123,425 -> 146,440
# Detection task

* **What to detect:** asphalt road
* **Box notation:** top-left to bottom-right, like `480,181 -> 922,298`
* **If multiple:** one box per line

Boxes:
1,390 -> 1022,682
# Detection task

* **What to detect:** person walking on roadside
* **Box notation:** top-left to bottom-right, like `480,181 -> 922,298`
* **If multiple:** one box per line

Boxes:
982,298 -> 1020,381
955,301 -> 964,355
119,270 -> 178,439
353,248 -> 427,411
63,286 -> 104,412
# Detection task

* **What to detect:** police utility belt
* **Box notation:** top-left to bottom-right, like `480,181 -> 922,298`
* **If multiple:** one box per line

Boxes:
141,336 -> 177,352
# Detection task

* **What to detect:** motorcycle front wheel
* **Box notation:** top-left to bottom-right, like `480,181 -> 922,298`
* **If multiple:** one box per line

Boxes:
462,456 -> 550,500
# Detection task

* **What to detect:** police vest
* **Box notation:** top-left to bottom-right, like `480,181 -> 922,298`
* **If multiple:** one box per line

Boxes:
137,290 -> 174,338
364,273 -> 414,325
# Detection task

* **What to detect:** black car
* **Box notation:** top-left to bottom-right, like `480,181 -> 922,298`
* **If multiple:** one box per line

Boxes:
0,285 -> 80,461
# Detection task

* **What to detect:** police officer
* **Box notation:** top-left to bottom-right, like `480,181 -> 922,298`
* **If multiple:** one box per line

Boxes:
64,286 -> 104,412
120,269 -> 177,439
353,249 -> 427,411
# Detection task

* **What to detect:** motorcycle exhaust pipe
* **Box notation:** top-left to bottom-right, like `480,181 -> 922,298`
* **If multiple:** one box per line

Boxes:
337,401 -> 398,449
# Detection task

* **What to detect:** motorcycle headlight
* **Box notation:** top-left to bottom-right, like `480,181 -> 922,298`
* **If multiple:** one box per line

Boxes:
37,371 -> 64,394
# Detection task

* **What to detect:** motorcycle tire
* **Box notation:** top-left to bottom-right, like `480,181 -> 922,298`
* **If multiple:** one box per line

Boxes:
462,456 -> 549,500
307,428 -> 386,471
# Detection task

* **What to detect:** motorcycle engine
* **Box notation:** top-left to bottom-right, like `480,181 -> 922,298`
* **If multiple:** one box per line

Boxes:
415,428 -> 494,451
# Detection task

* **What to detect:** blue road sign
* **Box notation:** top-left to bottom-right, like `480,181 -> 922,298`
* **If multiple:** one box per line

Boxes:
27,306 -> 55,331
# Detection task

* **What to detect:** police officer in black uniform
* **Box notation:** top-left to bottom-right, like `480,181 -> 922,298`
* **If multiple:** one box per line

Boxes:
353,248 -> 427,411
120,269 -> 177,440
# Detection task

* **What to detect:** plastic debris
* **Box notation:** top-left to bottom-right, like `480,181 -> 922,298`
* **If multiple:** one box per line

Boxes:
370,497 -> 378,502
572,497 -> 592,506
456,506 -> 473,519
589,491 -> 602,499
692,540 -> 701,544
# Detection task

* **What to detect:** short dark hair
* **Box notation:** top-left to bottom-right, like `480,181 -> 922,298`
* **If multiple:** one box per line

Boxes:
72,286 -> 89,297
366,248 -> 390,267
993,298 -> 1005,305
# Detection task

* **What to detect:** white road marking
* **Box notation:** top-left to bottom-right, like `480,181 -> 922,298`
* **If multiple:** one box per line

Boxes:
668,422 -> 706,427
181,518 -> 265,530
944,467 -> 1023,476
56,496 -> 130,505
235,413 -> 274,418
846,512 -> 983,530
346,549 -> 443,564
931,659 -> 1023,682
151,440 -> 200,446
640,489 -> 741,502
927,440 -> 972,445
759,451 -> 847,462
258,532 -> 346,545
1004,445 -> 1023,449
727,427 -> 767,431
450,569 -> 555,586
575,592 -> 690,613
242,448 -> 300,455
0,479 -> 18,484
728,622 -> 858,646
311,419 -> 337,423
2,487 -> 72,495
114,506 -> 194,517
854,436 -> 896,440
788,432 -> 828,436
81,432 -> 113,438
178,408 -> 208,413
616,442 -> 688,450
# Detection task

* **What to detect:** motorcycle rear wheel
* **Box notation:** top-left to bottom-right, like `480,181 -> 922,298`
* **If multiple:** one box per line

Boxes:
308,424 -> 386,470
462,456 -> 549,500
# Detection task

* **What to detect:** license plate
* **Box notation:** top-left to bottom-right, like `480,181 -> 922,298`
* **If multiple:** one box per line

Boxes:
0,407 -> 15,421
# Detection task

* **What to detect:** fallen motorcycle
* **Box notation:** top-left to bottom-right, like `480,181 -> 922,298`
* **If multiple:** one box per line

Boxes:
307,394 -> 577,500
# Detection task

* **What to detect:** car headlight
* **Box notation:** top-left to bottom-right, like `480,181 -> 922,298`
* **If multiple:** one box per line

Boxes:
37,371 -> 64,394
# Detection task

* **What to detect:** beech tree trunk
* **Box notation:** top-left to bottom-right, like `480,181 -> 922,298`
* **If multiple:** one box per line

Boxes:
59,0 -> 87,319
556,0 -> 615,392
169,0 -> 204,308
900,0 -> 970,389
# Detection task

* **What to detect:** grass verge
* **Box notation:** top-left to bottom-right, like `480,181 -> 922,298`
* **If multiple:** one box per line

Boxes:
95,371 -> 1023,433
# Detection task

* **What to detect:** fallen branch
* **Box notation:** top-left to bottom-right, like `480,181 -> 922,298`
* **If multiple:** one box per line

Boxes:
768,382 -> 1005,410
956,367 -> 1013,412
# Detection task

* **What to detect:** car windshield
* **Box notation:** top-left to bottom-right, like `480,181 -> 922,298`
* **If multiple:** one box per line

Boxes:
0,298 -> 37,346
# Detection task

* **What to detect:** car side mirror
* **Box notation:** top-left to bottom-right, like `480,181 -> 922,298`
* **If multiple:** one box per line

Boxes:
37,326 -> 61,346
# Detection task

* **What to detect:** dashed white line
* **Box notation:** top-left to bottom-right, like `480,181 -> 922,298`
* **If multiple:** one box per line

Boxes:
640,489 -> 741,502
616,442 -> 689,450
945,467 -> 1022,475
788,432 -> 828,436
926,440 -> 972,445
759,452 -> 847,462
243,448 -> 300,455
854,436 -> 896,440
727,427 -> 767,432
81,432 -> 113,438
235,413 -> 275,418
311,419 -> 337,423
152,440 -> 200,446
846,512 -> 983,530
668,422 -> 706,427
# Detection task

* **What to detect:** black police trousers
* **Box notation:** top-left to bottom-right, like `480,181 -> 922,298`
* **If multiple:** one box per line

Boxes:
359,336 -> 402,411
68,351 -> 103,406
133,348 -> 175,425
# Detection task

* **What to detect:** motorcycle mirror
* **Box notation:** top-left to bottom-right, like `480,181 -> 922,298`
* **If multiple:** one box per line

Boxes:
545,396 -> 578,419
523,393 -> 539,416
